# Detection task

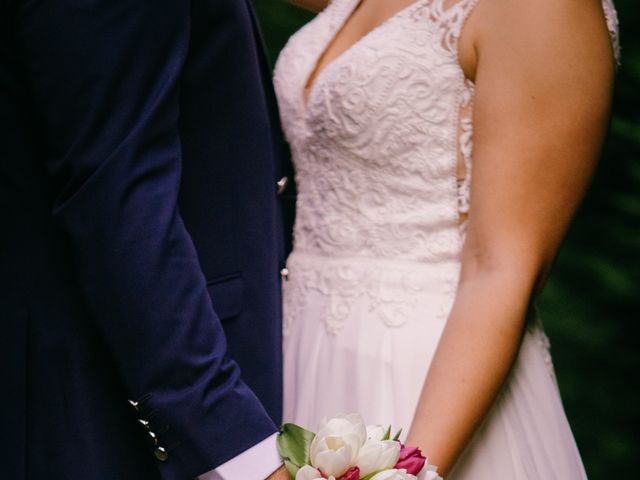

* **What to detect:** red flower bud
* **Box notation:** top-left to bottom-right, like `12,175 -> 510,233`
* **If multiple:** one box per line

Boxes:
340,466 -> 360,480
394,444 -> 426,475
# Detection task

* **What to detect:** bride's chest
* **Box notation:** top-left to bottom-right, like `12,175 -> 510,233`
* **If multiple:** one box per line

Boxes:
273,4 -> 465,145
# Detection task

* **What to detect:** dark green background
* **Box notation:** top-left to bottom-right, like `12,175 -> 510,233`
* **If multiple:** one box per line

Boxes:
251,1 -> 640,477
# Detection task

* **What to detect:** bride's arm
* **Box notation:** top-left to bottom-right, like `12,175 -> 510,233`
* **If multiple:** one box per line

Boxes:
405,0 -> 615,475
288,0 -> 330,13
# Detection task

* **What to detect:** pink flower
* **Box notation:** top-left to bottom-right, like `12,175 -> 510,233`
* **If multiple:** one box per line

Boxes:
394,445 -> 426,476
340,467 -> 360,480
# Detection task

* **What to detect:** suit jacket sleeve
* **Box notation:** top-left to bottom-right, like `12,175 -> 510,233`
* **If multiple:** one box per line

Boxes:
14,1 -> 277,478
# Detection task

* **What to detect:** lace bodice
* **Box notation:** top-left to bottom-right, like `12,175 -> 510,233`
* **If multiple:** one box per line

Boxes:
274,0 -> 620,264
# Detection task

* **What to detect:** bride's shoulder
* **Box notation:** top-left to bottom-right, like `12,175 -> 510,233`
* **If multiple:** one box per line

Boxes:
470,0 -> 617,36
456,0 -> 618,84
462,0 -> 618,68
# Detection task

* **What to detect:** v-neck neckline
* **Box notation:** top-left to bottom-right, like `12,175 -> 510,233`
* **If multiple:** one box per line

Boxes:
301,0 -> 428,113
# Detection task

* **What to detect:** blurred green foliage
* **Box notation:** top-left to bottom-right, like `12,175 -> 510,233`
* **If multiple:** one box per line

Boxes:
252,1 -> 639,477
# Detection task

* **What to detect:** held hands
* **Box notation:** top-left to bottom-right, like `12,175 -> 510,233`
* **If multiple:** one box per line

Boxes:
276,414 -> 441,480
266,465 -> 291,480
288,0 -> 329,13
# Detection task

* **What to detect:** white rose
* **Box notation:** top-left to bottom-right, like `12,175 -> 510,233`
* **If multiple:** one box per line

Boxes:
310,414 -> 367,478
295,465 -> 334,480
370,469 -> 418,480
357,439 -> 401,477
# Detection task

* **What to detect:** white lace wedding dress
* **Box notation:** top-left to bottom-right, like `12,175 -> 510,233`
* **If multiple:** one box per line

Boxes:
273,0 -> 619,477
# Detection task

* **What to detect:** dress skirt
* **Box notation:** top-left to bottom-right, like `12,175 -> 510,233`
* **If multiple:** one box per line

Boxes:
282,250 -> 588,479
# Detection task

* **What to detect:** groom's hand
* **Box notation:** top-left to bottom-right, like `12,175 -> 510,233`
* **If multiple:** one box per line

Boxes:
266,465 -> 289,480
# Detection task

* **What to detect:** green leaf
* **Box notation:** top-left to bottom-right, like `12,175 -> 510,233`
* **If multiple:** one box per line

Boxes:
277,423 -> 316,473
361,471 -> 383,480
393,428 -> 403,442
382,425 -> 392,441
283,459 -> 299,479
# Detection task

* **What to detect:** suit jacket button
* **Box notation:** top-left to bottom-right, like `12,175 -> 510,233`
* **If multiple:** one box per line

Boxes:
276,176 -> 289,195
154,446 -> 169,462
280,267 -> 289,281
148,430 -> 159,446
138,419 -> 150,428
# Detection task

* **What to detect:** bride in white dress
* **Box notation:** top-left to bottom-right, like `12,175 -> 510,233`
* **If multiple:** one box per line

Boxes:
273,0 -> 619,477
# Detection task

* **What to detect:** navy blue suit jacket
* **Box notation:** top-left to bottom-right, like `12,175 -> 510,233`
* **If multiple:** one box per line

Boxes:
0,1 -> 293,478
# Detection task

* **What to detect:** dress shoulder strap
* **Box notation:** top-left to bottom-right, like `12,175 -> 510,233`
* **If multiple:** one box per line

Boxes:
427,0 -> 480,54
601,0 -> 621,65
430,0 -> 621,65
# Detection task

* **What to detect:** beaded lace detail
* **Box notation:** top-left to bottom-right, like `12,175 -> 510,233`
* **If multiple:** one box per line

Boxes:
603,0 -> 621,65
275,0 -> 480,264
274,0 -> 620,333
282,253 -> 459,334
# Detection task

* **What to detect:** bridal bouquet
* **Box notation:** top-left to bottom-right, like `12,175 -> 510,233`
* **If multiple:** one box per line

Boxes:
277,414 -> 442,480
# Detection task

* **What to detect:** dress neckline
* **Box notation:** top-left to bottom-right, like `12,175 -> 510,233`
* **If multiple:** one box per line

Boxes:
301,0 -> 429,112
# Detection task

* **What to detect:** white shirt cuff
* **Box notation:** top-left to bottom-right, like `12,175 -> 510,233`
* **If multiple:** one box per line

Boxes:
197,433 -> 281,480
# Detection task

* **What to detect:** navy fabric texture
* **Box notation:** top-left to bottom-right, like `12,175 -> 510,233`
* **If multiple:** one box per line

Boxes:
0,1 -> 291,478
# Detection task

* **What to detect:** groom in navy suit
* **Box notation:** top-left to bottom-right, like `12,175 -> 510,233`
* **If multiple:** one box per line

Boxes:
0,1 -> 294,479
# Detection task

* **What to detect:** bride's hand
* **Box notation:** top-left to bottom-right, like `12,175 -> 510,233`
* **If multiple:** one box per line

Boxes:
288,0 -> 329,13
266,465 -> 290,480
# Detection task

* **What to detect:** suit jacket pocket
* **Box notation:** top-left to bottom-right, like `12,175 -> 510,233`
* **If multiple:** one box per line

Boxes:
206,272 -> 244,321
